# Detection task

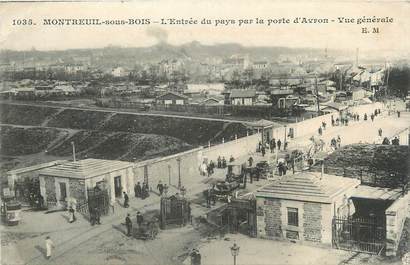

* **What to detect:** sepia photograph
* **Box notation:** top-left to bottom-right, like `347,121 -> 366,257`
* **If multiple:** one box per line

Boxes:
0,1 -> 409,264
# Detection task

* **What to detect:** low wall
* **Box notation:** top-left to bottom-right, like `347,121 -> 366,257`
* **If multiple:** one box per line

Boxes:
271,102 -> 386,142
385,192 -> 410,256
132,147 -> 203,189
201,133 -> 261,162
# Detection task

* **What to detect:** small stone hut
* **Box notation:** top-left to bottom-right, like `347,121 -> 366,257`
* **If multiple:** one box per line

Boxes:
256,172 -> 360,245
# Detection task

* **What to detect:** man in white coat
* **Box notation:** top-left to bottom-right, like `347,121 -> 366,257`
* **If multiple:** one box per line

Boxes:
45,236 -> 55,259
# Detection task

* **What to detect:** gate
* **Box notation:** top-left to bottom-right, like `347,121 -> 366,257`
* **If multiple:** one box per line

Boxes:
226,197 -> 257,237
160,195 -> 191,229
332,216 -> 386,255
87,188 -> 110,216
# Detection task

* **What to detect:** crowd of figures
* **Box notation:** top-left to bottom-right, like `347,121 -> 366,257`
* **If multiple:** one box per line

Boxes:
133,182 -> 151,200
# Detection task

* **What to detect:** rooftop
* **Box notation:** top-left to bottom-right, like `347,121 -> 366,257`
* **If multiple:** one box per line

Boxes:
256,172 -> 360,203
38,159 -> 134,179
230,89 -> 257,98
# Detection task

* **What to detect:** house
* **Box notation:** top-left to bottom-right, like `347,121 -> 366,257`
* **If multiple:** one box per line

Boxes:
111,67 -> 128,77
229,89 -> 257,105
155,91 -> 188,105
4,160 -> 67,198
256,172 -> 360,245
350,87 -> 367,101
268,88 -> 295,109
38,159 -> 135,208
202,97 -> 223,105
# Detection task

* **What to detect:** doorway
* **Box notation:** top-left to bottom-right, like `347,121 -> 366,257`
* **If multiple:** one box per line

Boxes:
59,182 -> 67,202
114,176 -> 122,197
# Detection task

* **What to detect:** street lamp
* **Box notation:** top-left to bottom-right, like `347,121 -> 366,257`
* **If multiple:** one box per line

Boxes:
230,243 -> 240,265
177,157 -> 182,189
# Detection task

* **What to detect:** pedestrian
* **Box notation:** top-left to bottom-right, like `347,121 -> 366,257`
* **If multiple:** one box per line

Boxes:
94,206 -> 101,225
136,211 -> 144,227
123,192 -> 129,208
135,182 -> 142,198
206,188 -> 211,208
378,128 -> 383,137
397,111 -> 401,118
229,155 -> 235,162
337,135 -> 341,149
371,114 -> 374,122
382,137 -> 390,145
222,157 -> 227,168
217,156 -> 222,168
261,146 -> 266,157
157,180 -> 164,196
68,207 -> 76,223
248,156 -> 254,167
209,160 -> 215,174
277,139 -> 282,150
364,113 -> 368,121
45,236 -> 55,260
284,141 -> 288,151
207,164 -> 212,177
322,121 -> 326,130
392,137 -> 400,145
318,127 -> 323,136
331,118 -> 335,126
125,214 -> 132,237
258,141 -> 262,152
270,138 -> 276,153
90,206 -> 96,225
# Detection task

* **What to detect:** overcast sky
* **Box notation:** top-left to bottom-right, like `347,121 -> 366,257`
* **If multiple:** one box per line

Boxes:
0,0 -> 409,54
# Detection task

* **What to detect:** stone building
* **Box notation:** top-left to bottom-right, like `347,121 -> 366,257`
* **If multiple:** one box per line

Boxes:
256,172 -> 360,245
38,159 -> 135,208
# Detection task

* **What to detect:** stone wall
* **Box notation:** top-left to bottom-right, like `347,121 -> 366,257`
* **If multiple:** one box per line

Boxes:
69,178 -> 86,202
385,192 -> 410,256
303,202 -> 322,242
257,198 -> 282,238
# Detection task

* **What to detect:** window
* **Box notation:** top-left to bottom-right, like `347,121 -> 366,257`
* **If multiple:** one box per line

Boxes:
287,207 -> 299,226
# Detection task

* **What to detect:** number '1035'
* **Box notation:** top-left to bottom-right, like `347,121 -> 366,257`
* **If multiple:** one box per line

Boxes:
12,19 -> 33,25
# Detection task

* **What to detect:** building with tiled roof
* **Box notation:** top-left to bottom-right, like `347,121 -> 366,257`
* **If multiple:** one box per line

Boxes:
38,159 -> 135,208
256,172 -> 360,244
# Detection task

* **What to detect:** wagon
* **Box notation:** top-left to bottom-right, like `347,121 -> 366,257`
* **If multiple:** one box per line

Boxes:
133,218 -> 159,240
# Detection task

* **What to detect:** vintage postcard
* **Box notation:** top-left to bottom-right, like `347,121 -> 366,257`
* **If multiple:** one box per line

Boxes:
0,1 -> 409,265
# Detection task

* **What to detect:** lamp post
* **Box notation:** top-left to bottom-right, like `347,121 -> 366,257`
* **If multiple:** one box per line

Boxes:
177,157 -> 181,189
230,243 -> 240,265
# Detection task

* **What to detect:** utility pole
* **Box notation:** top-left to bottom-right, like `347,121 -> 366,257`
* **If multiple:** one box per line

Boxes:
71,141 -> 76,162
315,75 -> 320,115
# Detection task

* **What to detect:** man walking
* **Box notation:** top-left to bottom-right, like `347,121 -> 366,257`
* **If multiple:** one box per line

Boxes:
157,180 -> 164,196
125,214 -> 132,237
45,236 -> 55,260
123,192 -> 129,208
136,211 -> 144,227
378,128 -> 383,137
277,139 -> 282,150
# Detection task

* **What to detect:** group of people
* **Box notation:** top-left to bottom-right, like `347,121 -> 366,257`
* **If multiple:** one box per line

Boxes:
258,138 -> 287,155
133,182 -> 150,200
125,211 -> 145,236
330,135 -> 342,150
217,156 -> 227,169
382,136 -> 400,145
156,180 -> 169,196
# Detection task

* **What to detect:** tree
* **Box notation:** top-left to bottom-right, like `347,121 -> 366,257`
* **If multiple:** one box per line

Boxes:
387,66 -> 410,98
